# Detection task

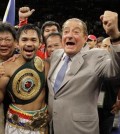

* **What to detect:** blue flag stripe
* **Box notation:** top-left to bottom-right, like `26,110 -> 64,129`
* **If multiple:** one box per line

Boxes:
3,0 -> 15,26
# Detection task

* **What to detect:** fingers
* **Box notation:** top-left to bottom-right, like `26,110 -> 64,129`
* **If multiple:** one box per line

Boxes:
19,7 -> 30,13
0,63 -> 5,77
19,7 -> 35,19
100,10 -> 119,36
19,7 -> 35,14
111,103 -> 120,114
31,9 -> 35,14
100,15 -> 103,21
111,107 -> 119,114
6,54 -> 20,62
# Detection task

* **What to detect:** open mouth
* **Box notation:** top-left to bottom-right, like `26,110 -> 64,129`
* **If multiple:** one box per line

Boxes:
23,46 -> 35,53
24,49 -> 34,52
66,41 -> 75,45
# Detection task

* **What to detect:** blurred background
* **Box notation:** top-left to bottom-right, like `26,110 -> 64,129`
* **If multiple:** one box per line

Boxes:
0,0 -> 120,37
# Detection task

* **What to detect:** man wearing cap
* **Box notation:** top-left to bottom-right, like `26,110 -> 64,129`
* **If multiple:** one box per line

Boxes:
87,34 -> 97,49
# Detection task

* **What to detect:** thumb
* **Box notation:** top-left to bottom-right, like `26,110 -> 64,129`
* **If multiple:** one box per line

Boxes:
31,9 -> 35,14
100,15 -> 103,21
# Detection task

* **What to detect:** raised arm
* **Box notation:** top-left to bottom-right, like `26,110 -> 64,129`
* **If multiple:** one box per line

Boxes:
18,7 -> 35,27
96,11 -> 120,78
100,10 -> 120,42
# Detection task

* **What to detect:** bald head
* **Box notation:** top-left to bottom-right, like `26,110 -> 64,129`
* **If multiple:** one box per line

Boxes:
100,37 -> 111,51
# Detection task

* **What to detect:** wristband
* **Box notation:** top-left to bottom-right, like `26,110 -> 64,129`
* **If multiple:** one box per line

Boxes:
18,18 -> 28,28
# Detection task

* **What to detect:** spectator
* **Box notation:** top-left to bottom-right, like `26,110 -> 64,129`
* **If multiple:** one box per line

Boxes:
45,32 -> 63,57
87,34 -> 97,49
37,20 -> 61,59
0,22 -> 17,134
96,36 -> 105,48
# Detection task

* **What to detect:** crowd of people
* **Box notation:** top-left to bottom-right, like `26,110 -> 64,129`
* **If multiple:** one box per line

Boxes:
0,6 -> 120,134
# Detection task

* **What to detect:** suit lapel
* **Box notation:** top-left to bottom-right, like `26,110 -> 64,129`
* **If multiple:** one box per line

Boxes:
47,50 -> 64,95
48,50 -> 87,95
59,52 -> 86,92
48,50 -> 64,79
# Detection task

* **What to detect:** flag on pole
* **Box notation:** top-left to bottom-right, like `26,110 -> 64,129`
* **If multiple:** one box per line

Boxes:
3,0 -> 15,26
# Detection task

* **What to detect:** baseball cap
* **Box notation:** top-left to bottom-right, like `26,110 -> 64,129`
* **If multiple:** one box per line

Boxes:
88,35 -> 97,41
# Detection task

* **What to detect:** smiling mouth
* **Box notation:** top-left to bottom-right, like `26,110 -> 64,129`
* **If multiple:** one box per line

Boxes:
23,47 -> 35,52
25,49 -> 34,52
0,49 -> 8,52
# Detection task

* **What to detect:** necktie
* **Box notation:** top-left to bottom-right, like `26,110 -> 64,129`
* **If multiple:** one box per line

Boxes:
54,55 -> 70,93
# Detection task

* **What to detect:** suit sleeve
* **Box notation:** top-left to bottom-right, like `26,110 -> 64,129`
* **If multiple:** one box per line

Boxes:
95,44 -> 120,78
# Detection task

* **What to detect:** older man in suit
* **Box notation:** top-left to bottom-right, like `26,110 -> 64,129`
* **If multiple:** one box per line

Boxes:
47,11 -> 120,134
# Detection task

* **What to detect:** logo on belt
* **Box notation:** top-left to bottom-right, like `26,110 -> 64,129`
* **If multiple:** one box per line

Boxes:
12,69 -> 41,100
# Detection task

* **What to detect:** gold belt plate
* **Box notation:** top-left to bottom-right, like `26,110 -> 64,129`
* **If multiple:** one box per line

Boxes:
12,69 -> 41,100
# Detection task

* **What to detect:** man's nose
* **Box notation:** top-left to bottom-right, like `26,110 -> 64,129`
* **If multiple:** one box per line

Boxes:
51,47 -> 55,52
0,40 -> 6,46
66,32 -> 73,39
26,40 -> 33,46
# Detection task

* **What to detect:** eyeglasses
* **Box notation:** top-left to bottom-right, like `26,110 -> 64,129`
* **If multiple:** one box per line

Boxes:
0,38 -> 13,43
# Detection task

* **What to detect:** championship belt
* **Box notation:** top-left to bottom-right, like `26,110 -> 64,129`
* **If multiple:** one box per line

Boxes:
12,69 -> 41,101
7,104 -> 49,131
7,56 -> 45,104
34,56 -> 44,72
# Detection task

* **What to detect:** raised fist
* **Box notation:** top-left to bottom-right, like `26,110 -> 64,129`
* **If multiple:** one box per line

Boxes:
19,7 -> 35,20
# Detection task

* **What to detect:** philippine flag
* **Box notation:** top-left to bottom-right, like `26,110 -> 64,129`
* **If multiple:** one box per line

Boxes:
3,0 -> 15,26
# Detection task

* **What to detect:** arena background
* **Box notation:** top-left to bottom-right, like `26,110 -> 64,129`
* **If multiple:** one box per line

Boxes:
0,0 -> 120,37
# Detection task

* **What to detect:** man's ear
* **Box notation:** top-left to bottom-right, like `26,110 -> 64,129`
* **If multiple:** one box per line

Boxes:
84,35 -> 88,42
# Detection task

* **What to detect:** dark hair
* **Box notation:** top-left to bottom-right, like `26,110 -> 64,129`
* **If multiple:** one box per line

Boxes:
17,23 -> 41,42
41,21 -> 61,43
62,18 -> 88,36
45,32 -> 62,47
0,22 -> 16,40
97,36 -> 105,43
